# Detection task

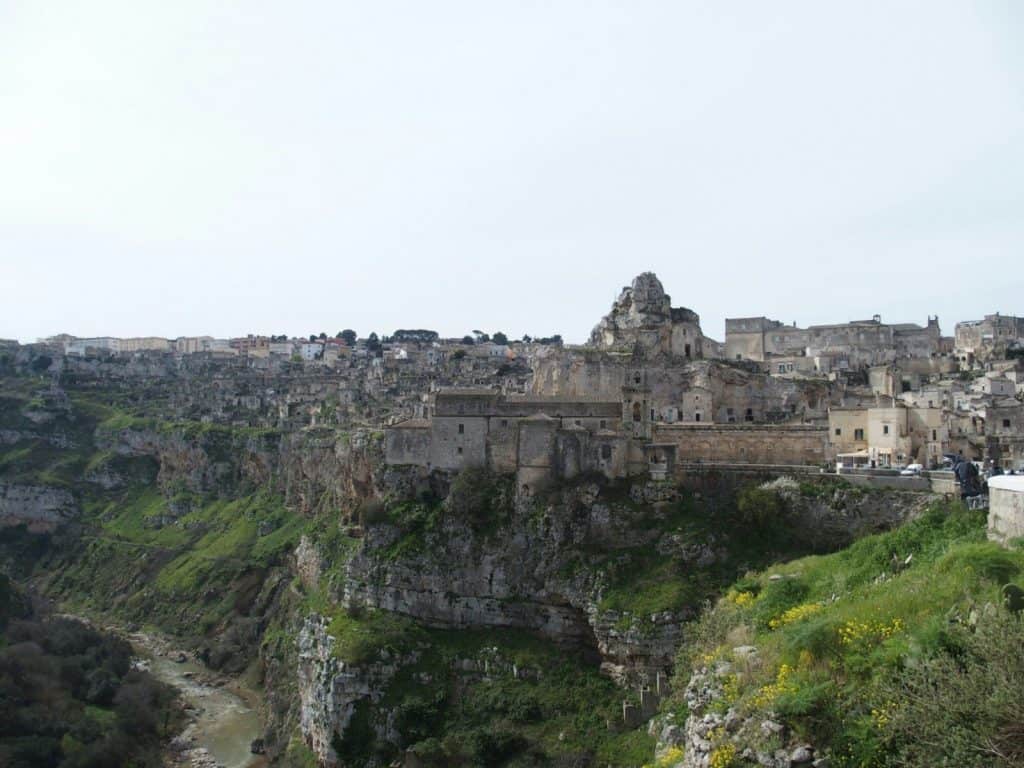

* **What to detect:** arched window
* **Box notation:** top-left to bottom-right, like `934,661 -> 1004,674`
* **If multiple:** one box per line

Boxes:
632,402 -> 642,422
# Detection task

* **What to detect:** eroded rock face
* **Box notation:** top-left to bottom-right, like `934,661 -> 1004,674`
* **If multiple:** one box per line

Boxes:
297,616 -> 407,768
279,429 -> 385,519
588,272 -> 702,356
342,482 -> 688,687
647,658 -> 822,768
96,426 -> 278,496
0,482 -> 77,531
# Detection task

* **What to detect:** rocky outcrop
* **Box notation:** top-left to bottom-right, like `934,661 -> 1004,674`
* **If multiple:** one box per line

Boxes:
587,272 -> 703,357
95,424 -> 278,496
652,658 -> 824,768
758,476 -> 934,548
279,429 -> 385,518
342,482 -> 689,687
0,482 -> 77,531
297,615 -> 409,767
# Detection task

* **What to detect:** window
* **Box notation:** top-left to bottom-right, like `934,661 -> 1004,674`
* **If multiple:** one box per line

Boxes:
458,423 -> 464,434
501,419 -> 508,427
575,419 -> 581,426
695,395 -> 700,401
632,402 -> 642,422
457,447 -> 463,455
745,408 -> 753,422
650,409 -> 655,420
634,372 -> 641,384
854,428 -> 864,440
685,343 -> 691,359
601,444 -> 612,460
932,429 -> 937,440
599,420 -> 606,429
883,425 -> 889,435
835,428 -> 842,436
1004,419 -> 1012,428
695,413 -> 701,422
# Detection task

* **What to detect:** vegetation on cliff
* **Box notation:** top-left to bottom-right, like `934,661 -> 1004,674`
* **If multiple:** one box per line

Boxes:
5,372 -> 985,768
665,501 -> 1024,767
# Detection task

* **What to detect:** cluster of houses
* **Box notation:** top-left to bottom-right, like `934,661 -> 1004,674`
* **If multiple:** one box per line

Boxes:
20,272 -> 1024,479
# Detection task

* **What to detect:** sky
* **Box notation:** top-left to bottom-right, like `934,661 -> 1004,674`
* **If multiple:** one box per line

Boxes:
2,1 -> 1022,344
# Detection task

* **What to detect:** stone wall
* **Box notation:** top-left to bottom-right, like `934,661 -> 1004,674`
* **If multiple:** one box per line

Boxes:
988,475 -> 1024,545
383,422 -> 430,466
653,423 -> 828,467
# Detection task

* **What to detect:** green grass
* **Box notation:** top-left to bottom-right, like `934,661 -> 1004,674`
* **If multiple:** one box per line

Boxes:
155,493 -> 302,594
667,501 -> 1023,767
326,609 -> 423,665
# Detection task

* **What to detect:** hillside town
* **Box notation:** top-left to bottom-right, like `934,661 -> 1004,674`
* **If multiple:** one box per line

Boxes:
3,273 -> 1022,487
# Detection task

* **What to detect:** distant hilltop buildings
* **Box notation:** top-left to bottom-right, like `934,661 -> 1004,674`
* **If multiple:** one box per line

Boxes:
9,271 -> 1022,483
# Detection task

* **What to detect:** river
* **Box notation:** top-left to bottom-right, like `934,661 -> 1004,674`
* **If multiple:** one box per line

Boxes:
88,621 -> 264,768
140,642 -> 263,768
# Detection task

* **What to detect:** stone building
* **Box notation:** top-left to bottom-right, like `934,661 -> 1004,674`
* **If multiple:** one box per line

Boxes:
386,386 -> 829,489
829,402 -> 953,469
725,314 -> 943,370
955,313 -> 1024,365
385,389 -> 628,491
386,273 -> 834,489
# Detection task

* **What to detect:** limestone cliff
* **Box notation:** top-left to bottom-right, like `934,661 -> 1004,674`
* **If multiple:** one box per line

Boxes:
0,482 -> 78,531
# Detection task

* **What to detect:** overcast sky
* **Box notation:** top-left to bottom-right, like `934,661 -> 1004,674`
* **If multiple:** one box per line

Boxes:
2,1 -> 1022,344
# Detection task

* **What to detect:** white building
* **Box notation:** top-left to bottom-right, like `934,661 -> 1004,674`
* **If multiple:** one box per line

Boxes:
300,342 -> 323,361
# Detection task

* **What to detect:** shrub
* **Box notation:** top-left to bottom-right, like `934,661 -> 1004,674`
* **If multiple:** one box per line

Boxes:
883,612 -> 1024,767
359,499 -> 387,526
736,487 -> 785,528
935,543 -> 1020,585
446,467 -> 513,529
752,578 -> 809,630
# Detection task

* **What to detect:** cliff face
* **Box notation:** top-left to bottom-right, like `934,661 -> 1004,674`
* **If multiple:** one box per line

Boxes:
0,370 -> 943,768
342,480 -> 687,684
0,482 -> 77,531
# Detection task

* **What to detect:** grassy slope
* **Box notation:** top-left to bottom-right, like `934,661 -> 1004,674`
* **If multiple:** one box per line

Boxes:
0,380 -> 305,639
666,501 -> 1024,767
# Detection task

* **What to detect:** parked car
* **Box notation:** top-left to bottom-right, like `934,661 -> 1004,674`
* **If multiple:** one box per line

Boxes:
900,463 -> 923,476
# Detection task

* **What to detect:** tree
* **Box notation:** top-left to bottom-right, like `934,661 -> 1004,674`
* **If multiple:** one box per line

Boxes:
309,334 -> 317,342
522,334 -> 533,343
392,329 -> 439,344
491,332 -> 508,345
534,334 -> 563,346
366,332 -> 382,353
340,329 -> 357,346
30,355 -> 52,373
461,335 -> 475,345
318,332 -> 327,340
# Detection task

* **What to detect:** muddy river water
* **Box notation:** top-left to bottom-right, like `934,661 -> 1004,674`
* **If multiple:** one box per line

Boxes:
141,645 -> 263,768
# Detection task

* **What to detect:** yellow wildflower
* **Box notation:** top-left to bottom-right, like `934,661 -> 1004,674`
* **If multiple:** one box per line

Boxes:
768,602 -> 823,630
727,590 -> 756,607
709,743 -> 737,768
